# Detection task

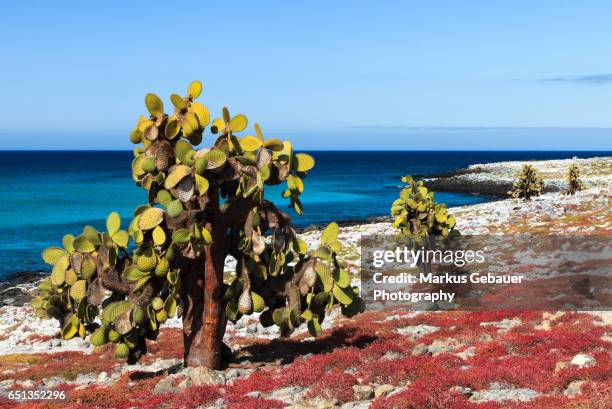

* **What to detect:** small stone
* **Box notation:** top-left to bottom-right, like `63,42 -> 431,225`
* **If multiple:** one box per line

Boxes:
267,386 -> 305,404
555,361 -> 570,372
535,311 -> 565,331
20,379 -> 36,388
301,396 -> 338,408
75,373 -> 96,385
340,401 -> 371,409
374,384 -> 395,398
478,333 -> 493,343
412,343 -> 428,356
153,377 -> 175,394
386,383 -> 410,398
564,380 -> 585,396
177,377 -> 192,390
381,351 -> 402,360
352,384 -> 374,401
457,347 -> 476,360
225,368 -> 241,383
480,317 -> 521,333
428,338 -> 463,356
42,376 -> 63,388
245,391 -> 262,398
97,371 -> 109,384
396,324 -> 440,339
450,385 -> 473,396
570,354 -> 596,368
186,366 -> 226,385
126,358 -> 182,375
469,384 -> 540,403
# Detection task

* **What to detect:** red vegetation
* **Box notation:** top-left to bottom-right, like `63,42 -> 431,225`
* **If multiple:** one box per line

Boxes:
1,309 -> 610,409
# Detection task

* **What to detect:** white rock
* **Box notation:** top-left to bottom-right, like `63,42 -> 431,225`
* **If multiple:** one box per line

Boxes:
564,380 -> 585,396
480,318 -> 521,333
374,384 -> 396,398
96,371 -> 110,384
266,386 -> 305,404
396,324 -> 440,338
153,377 -> 175,394
184,366 -> 226,385
352,384 -> 374,401
469,383 -> 540,403
570,354 -> 596,368
457,347 -> 477,360
340,401 -> 371,409
19,379 -> 36,388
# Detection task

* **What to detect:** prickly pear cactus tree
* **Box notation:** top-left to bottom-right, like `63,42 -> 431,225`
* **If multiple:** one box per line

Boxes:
32,81 -> 364,369
566,163 -> 586,195
508,164 -> 544,200
390,176 -> 458,240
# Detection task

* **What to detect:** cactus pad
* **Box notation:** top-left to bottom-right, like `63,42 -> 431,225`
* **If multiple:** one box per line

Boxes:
164,165 -> 192,189
69,280 -> 87,302
114,343 -> 130,360
90,326 -> 108,346
138,207 -> 164,230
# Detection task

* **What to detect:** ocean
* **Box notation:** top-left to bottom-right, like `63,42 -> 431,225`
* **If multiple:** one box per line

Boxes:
0,150 -> 609,281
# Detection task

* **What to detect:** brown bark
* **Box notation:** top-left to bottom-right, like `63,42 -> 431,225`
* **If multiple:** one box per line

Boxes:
182,188 -> 228,369
181,254 -> 206,366
180,190 -> 293,368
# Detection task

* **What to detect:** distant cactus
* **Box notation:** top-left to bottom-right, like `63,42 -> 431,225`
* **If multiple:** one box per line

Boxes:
566,163 -> 586,195
390,176 -> 458,240
508,164 -> 544,200
32,81 -> 364,369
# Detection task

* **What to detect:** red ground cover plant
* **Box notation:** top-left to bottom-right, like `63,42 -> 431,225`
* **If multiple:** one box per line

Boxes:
1,308 -> 609,409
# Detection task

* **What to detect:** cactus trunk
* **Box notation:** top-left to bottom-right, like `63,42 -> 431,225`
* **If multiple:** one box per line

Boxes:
182,190 -> 227,369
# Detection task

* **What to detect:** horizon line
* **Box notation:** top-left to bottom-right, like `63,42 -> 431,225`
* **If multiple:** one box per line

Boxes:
4,125 -> 612,135
1,149 -> 611,153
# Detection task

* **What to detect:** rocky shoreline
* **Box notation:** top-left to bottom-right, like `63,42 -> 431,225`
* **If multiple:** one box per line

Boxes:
0,271 -> 45,307
424,155 -> 611,196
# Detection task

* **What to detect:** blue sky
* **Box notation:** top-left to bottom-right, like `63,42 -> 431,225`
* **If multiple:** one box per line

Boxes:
1,1 -> 612,150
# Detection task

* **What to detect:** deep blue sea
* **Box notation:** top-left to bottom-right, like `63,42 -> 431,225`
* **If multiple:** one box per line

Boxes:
1,150 -> 609,281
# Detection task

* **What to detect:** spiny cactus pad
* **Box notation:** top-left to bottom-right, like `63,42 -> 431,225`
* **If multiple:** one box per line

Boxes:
138,207 -> 164,230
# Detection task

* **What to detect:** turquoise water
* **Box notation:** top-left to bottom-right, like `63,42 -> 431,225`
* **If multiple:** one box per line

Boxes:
1,150 -> 609,281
